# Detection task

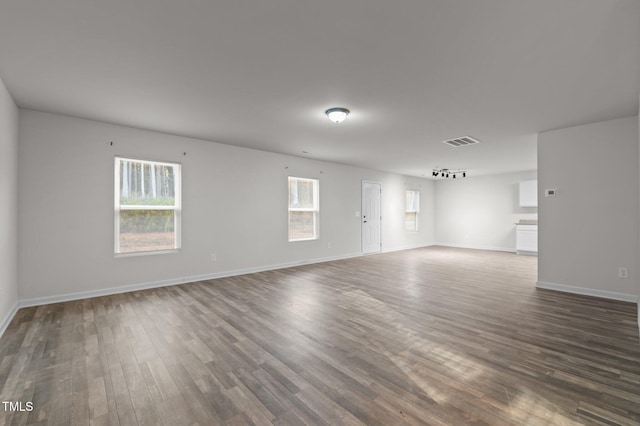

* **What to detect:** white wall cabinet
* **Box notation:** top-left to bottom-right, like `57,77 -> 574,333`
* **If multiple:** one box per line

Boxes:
519,180 -> 537,207
516,225 -> 538,254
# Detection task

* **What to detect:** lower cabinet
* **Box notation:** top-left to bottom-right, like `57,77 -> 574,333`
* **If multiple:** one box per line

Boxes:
516,225 -> 538,255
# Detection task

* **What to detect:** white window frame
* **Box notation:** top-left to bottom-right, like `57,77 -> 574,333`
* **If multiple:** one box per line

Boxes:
288,176 -> 319,242
405,189 -> 420,232
114,156 -> 182,256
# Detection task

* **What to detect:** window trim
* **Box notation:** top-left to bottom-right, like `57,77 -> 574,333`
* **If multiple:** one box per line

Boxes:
405,189 -> 420,232
288,176 -> 320,242
114,156 -> 182,257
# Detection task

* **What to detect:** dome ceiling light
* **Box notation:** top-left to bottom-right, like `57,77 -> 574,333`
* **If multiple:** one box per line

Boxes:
325,107 -> 350,124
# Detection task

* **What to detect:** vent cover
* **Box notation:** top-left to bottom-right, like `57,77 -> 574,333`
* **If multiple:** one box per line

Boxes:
442,136 -> 480,147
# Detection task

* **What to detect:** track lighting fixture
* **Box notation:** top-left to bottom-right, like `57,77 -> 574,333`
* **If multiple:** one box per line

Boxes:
432,168 -> 467,179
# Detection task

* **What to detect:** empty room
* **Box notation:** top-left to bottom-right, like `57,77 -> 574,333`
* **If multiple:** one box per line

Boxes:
1,1 -> 639,425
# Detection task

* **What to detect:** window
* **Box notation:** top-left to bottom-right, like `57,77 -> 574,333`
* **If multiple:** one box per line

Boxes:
288,177 -> 319,241
405,190 -> 420,232
115,157 -> 181,255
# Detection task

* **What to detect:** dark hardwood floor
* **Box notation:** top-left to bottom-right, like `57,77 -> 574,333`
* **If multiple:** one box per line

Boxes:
1,247 -> 639,425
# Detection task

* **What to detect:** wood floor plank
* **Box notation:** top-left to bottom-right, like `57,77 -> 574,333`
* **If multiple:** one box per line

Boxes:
1,247 -> 639,425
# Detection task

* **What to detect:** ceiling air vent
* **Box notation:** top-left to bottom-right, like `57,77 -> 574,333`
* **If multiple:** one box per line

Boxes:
442,136 -> 480,147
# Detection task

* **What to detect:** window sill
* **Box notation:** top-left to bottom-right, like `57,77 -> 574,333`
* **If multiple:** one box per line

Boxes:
115,249 -> 180,258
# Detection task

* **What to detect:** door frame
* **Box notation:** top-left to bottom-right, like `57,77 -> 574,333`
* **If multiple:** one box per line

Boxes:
361,180 -> 382,254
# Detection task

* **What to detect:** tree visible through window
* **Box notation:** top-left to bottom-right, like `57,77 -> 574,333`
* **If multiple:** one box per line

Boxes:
405,190 -> 420,232
288,177 -> 319,241
115,157 -> 181,254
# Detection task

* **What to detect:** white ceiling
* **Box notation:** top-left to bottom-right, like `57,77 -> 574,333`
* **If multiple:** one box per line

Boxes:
0,0 -> 638,177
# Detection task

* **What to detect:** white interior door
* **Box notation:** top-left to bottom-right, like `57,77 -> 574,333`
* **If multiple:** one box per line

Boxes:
362,181 -> 382,254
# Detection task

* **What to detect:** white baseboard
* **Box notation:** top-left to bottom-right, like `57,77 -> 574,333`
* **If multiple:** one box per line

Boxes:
18,245 -> 439,309
19,276 -> 191,308
175,251 -> 365,285
536,281 -> 639,303
0,302 -> 18,338
381,243 -> 434,254
435,243 -> 516,253
11,249 -> 640,337
18,252 -> 364,308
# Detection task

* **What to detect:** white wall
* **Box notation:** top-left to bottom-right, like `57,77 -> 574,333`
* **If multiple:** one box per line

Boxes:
538,116 -> 639,301
17,110 -> 435,302
434,171 -> 537,252
0,76 -> 19,336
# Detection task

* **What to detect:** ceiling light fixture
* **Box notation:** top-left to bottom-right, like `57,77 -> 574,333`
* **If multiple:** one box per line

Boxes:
325,107 -> 350,124
432,168 -> 467,179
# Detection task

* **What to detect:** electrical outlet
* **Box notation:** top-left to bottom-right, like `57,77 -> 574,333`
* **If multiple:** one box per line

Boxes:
328,242 -> 332,249
618,267 -> 628,278
210,253 -> 217,262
